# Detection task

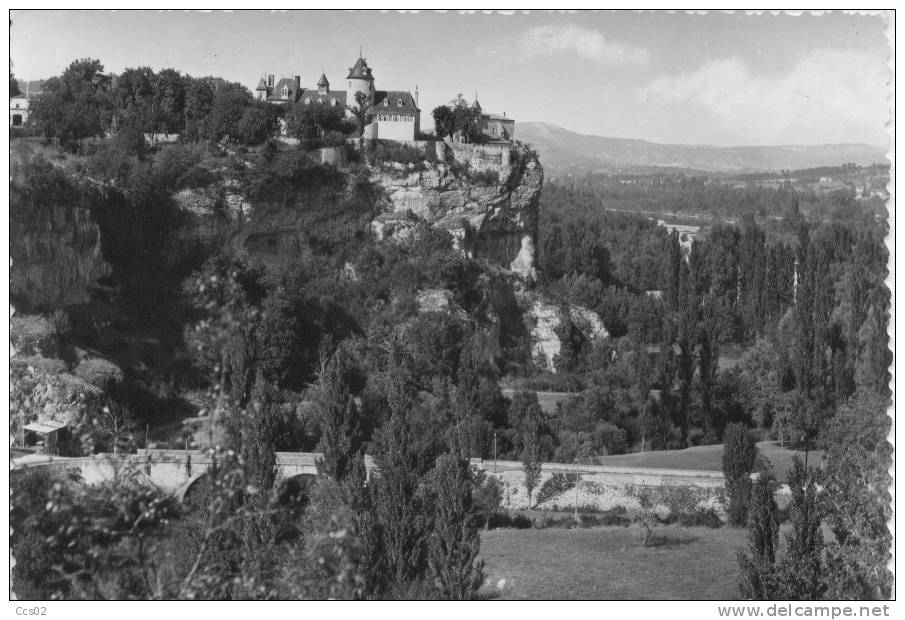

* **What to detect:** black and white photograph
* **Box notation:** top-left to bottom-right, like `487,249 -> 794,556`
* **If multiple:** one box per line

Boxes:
7,9 -> 895,608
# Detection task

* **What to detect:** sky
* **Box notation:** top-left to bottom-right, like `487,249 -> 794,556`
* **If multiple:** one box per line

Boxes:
9,10 -> 891,147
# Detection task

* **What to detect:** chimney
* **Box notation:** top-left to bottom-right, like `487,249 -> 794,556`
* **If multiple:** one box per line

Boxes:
415,84 -> 419,108
295,75 -> 301,89
268,74 -> 274,87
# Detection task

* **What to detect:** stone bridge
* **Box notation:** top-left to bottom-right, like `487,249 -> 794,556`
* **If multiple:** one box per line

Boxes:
11,450 -> 373,502
11,450 -> 726,503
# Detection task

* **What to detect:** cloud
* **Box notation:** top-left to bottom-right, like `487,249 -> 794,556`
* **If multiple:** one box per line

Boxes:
638,50 -> 889,145
519,24 -> 651,66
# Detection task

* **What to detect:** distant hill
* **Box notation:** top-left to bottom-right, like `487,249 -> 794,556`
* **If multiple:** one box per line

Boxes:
517,122 -> 888,176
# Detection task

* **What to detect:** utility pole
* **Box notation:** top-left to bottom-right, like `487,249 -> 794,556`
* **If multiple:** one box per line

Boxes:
492,432 -> 497,473
573,474 -> 580,524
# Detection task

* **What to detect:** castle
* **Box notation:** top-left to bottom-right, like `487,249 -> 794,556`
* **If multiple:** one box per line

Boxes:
255,54 -> 421,142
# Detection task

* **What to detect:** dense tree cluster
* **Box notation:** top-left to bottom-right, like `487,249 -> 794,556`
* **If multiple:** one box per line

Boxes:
432,95 -> 482,142
30,59 -> 283,150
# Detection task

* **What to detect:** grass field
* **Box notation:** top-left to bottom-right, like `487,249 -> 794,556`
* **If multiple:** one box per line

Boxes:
594,442 -> 823,481
479,524 -> 750,600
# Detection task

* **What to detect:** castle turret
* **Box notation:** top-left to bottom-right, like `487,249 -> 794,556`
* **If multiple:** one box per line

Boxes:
255,76 -> 268,101
346,54 -> 375,109
317,71 -> 330,95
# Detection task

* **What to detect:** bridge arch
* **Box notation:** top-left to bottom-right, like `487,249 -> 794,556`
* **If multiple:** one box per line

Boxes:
176,471 -> 211,505
276,473 -> 318,509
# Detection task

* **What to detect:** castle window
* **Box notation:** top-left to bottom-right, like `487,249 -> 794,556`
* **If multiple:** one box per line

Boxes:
281,86 -> 289,98
397,99 -> 402,107
383,99 -> 388,106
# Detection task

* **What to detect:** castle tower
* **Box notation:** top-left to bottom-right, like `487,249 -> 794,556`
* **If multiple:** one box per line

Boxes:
255,75 -> 268,101
346,53 -> 375,109
317,70 -> 330,95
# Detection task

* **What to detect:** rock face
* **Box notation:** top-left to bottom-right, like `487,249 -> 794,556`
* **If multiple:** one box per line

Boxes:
10,190 -> 111,310
371,142 -> 543,279
171,167 -> 376,267
169,142 -> 542,281
525,297 -> 610,372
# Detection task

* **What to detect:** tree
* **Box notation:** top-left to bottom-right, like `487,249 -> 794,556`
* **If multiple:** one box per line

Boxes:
824,389 -> 891,455
10,68 -> 21,97
93,400 -> 138,454
637,399 -> 666,452
206,87 -> 253,142
432,105 -> 455,138
722,423 -> 758,526
235,103 -> 275,146
696,325 -> 718,433
285,101 -> 347,141
348,90 -> 371,136
738,472 -> 781,599
312,348 -> 363,482
473,474 -> 502,530
183,76 -> 215,141
776,457 -> 825,600
367,373 -> 435,592
31,58 -> 113,150
427,453 -> 485,600
508,390 -> 545,507
821,445 -> 892,599
151,68 -> 186,133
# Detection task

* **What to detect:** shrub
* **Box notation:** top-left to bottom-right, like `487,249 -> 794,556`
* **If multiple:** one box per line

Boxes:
175,165 -> 218,190
373,141 -> 430,167
535,473 -> 577,505
678,508 -> 723,528
581,511 -> 631,527
320,130 -> 347,147
485,511 -> 532,529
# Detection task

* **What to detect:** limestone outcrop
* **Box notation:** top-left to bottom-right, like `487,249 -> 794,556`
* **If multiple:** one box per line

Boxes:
10,193 -> 111,310
370,142 -> 543,280
525,297 -> 610,372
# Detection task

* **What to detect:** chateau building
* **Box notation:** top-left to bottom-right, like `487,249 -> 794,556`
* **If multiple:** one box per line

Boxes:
9,80 -> 44,128
255,55 -> 421,141
472,97 -> 515,142
10,96 -> 29,127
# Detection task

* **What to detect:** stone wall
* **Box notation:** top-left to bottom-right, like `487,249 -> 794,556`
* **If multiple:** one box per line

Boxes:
445,140 -> 513,173
471,459 -> 727,516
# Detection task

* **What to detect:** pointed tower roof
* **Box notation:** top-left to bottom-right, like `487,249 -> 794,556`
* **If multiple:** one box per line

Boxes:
255,77 -> 268,91
317,71 -> 329,88
347,56 -> 373,80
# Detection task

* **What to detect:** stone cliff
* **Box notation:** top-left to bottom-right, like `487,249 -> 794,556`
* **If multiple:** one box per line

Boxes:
370,142 -> 543,279
10,187 -> 112,311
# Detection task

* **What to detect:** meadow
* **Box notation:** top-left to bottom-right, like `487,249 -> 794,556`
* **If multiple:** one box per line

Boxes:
479,524 -> 750,600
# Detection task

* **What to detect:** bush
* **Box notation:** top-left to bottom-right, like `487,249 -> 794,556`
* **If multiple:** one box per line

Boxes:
581,511 -> 632,527
678,507 -> 722,528
485,511 -> 532,529
373,141 -> 431,167
176,165 -> 218,190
